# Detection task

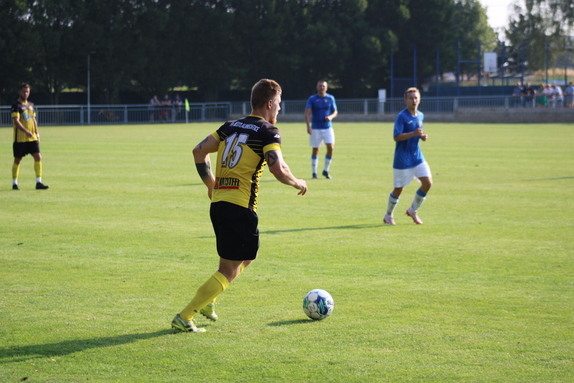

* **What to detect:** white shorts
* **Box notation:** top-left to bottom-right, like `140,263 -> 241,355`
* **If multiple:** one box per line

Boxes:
393,162 -> 431,188
310,128 -> 335,148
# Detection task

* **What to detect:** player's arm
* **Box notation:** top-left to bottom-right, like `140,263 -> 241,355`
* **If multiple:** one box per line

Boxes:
192,134 -> 219,198
265,149 -> 307,196
33,117 -> 40,141
394,118 -> 423,142
395,128 -> 425,142
326,109 -> 338,121
304,108 -> 312,134
12,116 -> 34,138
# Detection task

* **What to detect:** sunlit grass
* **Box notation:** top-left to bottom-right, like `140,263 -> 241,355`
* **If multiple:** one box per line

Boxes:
0,122 -> 572,382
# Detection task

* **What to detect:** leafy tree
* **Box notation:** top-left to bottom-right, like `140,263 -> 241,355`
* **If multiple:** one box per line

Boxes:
505,0 -> 562,72
27,0 -> 80,104
451,0 -> 497,80
0,0 -> 528,105
0,0 -> 36,104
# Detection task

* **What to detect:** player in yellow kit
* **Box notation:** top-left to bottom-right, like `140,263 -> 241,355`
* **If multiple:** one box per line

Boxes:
171,79 -> 307,332
11,83 -> 49,190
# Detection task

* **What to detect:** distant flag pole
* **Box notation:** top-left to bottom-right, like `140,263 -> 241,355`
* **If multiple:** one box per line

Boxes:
185,98 -> 190,123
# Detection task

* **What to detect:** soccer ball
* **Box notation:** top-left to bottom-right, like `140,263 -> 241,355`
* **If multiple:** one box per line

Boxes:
302,289 -> 334,320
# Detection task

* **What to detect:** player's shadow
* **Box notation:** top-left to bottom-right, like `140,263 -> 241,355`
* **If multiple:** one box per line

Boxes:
267,319 -> 314,326
262,223 -> 382,235
197,223 -> 382,239
0,329 -> 173,363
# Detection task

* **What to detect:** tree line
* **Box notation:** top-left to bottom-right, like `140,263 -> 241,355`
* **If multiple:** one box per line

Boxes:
0,0 -> 570,105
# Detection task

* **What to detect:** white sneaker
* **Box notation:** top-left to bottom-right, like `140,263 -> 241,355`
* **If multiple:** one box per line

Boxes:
383,214 -> 396,225
406,208 -> 423,224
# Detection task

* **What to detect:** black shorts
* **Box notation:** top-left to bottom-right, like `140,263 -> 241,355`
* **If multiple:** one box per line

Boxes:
210,201 -> 259,261
13,141 -> 40,158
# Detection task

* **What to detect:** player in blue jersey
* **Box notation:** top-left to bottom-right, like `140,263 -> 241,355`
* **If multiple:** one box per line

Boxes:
384,87 -> 432,225
305,80 -> 338,179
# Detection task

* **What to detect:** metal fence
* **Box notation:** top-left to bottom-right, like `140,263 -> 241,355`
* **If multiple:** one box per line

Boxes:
0,102 -> 232,127
0,95 -> 567,127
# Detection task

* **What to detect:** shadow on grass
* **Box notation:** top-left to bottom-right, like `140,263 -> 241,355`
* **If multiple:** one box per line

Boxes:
267,319 -> 314,326
262,223 -> 382,235
0,329 -> 173,363
197,223 -> 383,239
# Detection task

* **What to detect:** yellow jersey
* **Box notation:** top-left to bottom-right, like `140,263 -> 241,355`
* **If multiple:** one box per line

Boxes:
12,100 -> 38,142
211,115 -> 282,212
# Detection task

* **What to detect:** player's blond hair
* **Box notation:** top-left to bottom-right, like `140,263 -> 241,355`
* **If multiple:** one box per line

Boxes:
251,79 -> 282,109
404,87 -> 420,99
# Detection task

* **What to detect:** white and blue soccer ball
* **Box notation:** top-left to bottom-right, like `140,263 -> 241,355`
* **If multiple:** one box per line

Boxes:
303,289 -> 334,320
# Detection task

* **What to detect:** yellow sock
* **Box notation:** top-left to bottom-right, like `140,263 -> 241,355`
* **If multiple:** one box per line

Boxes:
207,263 -> 246,305
34,161 -> 42,178
180,272 -> 229,320
12,163 -> 20,182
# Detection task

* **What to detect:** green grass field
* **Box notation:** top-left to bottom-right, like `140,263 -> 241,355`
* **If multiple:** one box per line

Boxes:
1,121 -> 572,382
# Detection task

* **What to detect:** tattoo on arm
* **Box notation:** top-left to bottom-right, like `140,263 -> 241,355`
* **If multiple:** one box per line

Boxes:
195,162 -> 211,179
197,136 -> 209,150
265,151 -> 278,167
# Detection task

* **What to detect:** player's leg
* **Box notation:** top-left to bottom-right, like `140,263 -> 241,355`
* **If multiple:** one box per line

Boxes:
311,147 -> 319,178
201,260 -> 253,321
173,203 -> 258,332
12,142 -> 25,190
323,143 -> 334,178
385,167 -> 413,225
32,151 -> 49,189
384,187 -> 403,225
322,129 -> 335,178
406,163 -> 432,224
310,129 -> 324,178
171,267 -> 229,333
12,157 -> 22,190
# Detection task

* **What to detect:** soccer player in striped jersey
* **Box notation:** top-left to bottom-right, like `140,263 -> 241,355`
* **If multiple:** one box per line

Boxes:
172,79 -> 307,332
11,83 -> 49,190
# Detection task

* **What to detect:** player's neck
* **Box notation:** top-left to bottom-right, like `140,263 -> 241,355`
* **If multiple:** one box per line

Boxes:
250,110 -> 270,122
407,107 -> 418,116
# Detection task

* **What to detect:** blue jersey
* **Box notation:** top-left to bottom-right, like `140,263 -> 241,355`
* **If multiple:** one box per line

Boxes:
306,93 -> 337,130
393,108 -> 425,169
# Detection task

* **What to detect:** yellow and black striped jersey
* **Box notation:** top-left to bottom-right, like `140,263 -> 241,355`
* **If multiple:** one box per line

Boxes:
12,100 -> 38,142
211,115 -> 282,211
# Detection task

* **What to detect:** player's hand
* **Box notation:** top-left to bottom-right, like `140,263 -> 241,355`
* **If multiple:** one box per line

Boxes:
307,126 -> 312,135
295,179 -> 308,196
421,133 -> 428,141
